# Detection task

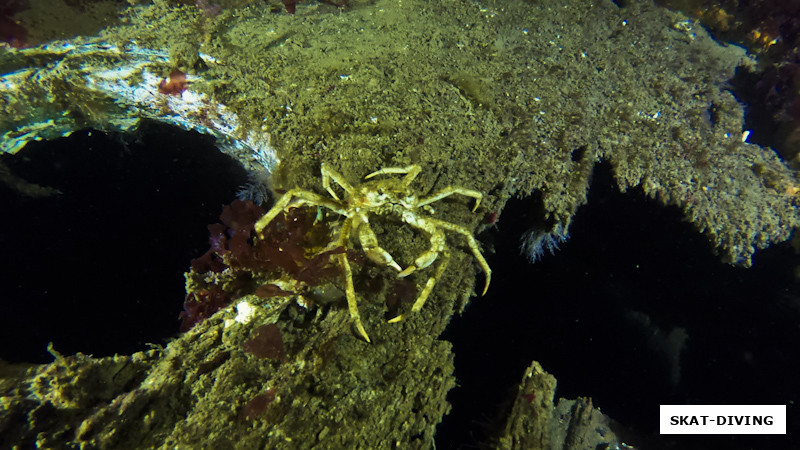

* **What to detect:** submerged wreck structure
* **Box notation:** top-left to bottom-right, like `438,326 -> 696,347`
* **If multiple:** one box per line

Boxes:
1,0 -> 797,447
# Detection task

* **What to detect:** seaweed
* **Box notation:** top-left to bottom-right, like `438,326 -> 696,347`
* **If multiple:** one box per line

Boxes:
242,324 -> 285,361
182,200 -> 345,330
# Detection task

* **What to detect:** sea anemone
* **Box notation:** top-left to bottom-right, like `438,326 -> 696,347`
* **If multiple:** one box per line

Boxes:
520,222 -> 570,263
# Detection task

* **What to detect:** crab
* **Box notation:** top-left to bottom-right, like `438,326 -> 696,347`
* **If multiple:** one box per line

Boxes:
254,163 -> 491,342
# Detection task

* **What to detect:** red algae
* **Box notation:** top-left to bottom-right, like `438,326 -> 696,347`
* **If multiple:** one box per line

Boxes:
239,389 -> 276,420
158,69 -> 188,96
243,324 -> 285,360
182,201 -> 345,331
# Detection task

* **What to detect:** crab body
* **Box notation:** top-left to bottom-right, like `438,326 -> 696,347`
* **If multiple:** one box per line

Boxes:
254,163 -> 491,342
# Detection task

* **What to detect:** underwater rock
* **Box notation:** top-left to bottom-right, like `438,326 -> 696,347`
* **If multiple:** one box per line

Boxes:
0,294 -> 457,448
0,41 -> 277,174
496,361 -> 625,450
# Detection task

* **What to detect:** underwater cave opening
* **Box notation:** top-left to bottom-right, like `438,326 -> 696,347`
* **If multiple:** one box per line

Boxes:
438,162 -> 800,449
0,121 -> 249,364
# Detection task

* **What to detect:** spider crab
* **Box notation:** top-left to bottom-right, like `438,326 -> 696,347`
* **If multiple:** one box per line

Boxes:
254,163 -> 491,342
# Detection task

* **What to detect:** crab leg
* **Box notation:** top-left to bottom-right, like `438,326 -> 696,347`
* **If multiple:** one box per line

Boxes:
321,163 -> 355,201
418,186 -> 483,212
354,213 -> 402,272
336,217 -> 371,343
388,249 -> 450,323
364,164 -> 421,187
397,216 -> 445,277
254,188 -> 346,235
428,218 -> 491,295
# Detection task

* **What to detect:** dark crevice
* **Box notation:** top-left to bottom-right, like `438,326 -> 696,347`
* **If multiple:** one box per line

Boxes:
0,122 -> 248,363
438,162 -> 800,449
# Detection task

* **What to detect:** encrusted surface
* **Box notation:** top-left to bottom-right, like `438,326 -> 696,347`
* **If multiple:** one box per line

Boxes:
0,297 -> 457,448
3,0 -> 796,262
101,0 -> 798,265
496,361 -> 622,450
